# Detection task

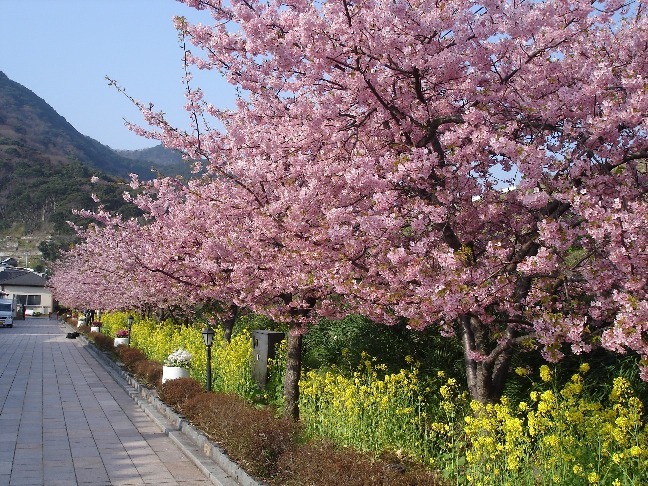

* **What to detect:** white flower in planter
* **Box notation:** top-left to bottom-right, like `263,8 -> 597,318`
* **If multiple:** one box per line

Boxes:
164,348 -> 192,368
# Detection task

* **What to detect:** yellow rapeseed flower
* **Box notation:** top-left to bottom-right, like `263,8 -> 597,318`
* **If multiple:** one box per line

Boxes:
543,434 -> 560,448
610,377 -> 631,402
540,365 -> 552,382
515,366 -> 529,376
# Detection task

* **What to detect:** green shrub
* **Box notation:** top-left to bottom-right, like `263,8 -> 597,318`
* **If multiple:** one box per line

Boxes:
303,315 -> 464,381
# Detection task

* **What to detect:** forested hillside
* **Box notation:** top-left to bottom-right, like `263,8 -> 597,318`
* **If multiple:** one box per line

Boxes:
0,71 -> 187,264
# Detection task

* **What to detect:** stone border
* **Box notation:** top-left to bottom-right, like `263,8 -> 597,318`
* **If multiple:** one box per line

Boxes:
64,321 -> 264,486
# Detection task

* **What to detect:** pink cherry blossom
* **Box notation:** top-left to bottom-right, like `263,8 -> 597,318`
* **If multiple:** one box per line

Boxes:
52,0 -> 648,404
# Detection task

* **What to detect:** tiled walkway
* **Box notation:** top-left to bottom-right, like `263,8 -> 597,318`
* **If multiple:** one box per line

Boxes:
0,317 -> 212,485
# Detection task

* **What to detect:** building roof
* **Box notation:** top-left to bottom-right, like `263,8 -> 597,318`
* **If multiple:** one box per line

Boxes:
0,267 -> 47,287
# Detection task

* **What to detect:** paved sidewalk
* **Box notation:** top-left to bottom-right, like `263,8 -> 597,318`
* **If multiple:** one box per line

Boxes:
0,317 -> 219,486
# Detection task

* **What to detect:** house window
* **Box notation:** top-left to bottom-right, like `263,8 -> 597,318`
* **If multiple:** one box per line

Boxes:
17,295 -> 41,306
27,295 -> 41,306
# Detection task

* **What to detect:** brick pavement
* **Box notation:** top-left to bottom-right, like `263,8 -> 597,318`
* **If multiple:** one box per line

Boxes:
0,316 -> 219,486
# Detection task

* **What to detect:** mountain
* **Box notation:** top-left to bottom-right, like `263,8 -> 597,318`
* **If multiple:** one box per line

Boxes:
0,71 -> 192,266
117,144 -> 185,167
0,71 -> 190,178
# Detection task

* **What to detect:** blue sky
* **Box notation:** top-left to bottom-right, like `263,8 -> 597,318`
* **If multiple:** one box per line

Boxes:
0,0 -> 234,150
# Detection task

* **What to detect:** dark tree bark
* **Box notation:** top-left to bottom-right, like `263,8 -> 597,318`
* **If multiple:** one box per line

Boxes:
221,304 -> 239,343
460,314 -> 515,403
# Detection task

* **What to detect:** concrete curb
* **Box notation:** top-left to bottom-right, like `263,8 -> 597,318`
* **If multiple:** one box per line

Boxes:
64,322 -> 264,486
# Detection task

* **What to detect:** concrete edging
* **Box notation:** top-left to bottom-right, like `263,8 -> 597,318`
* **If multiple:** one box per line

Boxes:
66,322 -> 264,486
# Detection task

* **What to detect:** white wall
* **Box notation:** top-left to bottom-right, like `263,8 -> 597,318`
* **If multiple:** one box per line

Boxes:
3,285 -> 54,315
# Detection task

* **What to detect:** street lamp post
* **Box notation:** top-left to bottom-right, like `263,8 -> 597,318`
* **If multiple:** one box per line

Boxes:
202,325 -> 215,391
127,315 -> 134,340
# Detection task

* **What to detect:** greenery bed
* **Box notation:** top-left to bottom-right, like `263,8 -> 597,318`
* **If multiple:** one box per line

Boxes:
73,312 -> 648,485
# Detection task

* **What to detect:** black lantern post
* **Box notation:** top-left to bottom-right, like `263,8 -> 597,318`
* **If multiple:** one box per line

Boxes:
127,315 -> 134,339
202,325 -> 215,391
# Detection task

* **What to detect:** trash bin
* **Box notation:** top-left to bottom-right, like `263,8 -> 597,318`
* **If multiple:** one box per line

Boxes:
252,330 -> 285,388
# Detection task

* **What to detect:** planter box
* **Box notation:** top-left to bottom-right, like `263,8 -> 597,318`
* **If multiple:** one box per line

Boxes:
114,337 -> 130,347
162,366 -> 190,383
90,326 -> 101,333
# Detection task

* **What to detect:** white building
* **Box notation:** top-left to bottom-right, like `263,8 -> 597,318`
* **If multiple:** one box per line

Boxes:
0,266 -> 53,316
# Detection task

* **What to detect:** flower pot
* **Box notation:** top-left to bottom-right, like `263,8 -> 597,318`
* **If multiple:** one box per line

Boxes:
90,326 -> 101,333
114,337 -> 130,347
162,366 -> 190,383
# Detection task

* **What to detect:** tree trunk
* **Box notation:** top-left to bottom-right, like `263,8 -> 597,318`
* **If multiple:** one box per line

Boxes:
222,304 -> 238,343
459,314 -> 514,403
283,325 -> 303,420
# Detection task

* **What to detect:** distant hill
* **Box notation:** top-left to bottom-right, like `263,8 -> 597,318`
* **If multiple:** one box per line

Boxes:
117,144 -> 185,167
0,71 -> 195,266
0,71 -> 189,178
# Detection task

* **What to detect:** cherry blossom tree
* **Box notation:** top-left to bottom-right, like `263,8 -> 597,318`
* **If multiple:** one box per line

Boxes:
169,0 -> 648,403
52,171 -> 349,417
52,172 -> 351,417
53,0 -> 647,406
51,180 -> 239,324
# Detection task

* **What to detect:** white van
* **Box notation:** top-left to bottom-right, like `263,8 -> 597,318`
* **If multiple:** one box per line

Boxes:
0,298 -> 16,327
